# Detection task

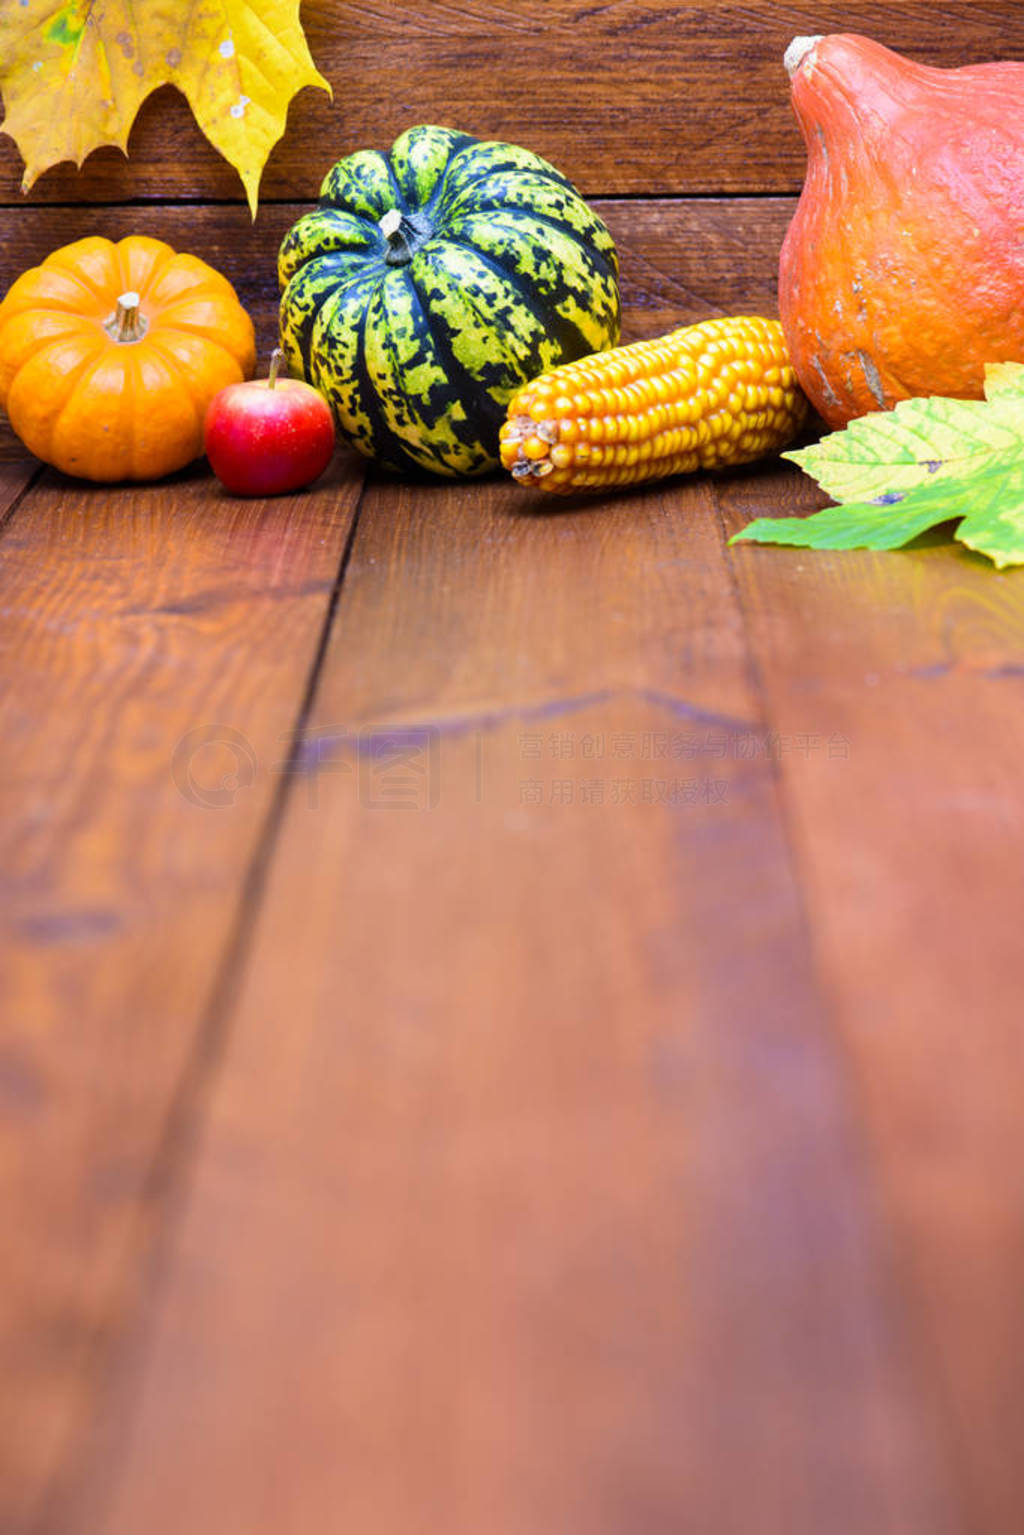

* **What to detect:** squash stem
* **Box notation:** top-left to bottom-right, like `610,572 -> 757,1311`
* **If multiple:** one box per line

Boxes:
105,291 -> 148,344
378,207 -> 435,266
784,35 -> 823,78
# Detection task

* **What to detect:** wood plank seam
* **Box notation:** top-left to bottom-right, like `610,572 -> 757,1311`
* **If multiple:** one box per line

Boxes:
0,462 -> 45,537
711,479 -> 978,1532
136,475 -> 367,1205
23,470 -> 370,1535
62,466 -> 965,1535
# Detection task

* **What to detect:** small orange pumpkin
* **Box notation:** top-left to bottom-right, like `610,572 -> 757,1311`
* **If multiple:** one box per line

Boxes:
779,33 -> 1024,428
0,235 -> 256,481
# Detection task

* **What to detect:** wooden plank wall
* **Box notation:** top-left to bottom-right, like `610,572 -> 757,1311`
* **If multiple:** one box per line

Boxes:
2,2 -> 1023,393
4,6 -> 1024,1535
2,1 -> 1022,206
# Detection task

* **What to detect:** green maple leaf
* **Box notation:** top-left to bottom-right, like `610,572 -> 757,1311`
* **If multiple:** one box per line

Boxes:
0,0 -> 330,215
732,362 -> 1024,570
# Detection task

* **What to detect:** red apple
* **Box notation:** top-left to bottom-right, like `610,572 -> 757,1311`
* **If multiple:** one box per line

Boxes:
204,350 -> 335,496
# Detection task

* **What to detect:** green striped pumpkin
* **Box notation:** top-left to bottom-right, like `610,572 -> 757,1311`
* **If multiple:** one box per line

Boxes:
277,125 -> 621,477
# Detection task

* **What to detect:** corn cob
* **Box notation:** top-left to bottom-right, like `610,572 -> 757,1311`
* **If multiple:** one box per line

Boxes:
499,314 -> 808,493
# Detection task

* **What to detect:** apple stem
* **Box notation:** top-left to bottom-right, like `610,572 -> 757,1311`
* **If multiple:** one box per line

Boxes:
268,348 -> 286,389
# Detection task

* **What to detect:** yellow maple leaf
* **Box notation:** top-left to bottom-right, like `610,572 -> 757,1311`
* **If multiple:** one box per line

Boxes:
0,0 -> 331,215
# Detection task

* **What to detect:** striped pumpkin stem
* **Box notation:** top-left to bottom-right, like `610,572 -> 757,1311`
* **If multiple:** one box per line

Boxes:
378,208 -> 434,266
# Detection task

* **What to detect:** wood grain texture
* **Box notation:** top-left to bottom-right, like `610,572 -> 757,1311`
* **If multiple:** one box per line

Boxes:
5,2 -> 1024,1528
0,2 -> 1022,204
0,195 -> 795,344
0,456 -> 362,1533
53,469 -> 956,1535
0,457 -> 37,508
0,197 -> 796,460
716,472 -> 1024,1535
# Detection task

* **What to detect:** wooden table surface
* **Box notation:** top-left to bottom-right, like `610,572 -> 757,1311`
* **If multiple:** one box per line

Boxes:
4,5 -> 1024,1533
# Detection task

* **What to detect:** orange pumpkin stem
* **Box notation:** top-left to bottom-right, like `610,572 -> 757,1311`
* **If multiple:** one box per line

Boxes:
105,291 -> 148,344
784,35 -> 822,79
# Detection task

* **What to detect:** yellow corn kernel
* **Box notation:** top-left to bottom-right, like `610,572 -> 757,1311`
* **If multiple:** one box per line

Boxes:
499,315 -> 809,495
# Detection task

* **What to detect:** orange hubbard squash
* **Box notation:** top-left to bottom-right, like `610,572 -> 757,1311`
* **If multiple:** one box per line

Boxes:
0,236 -> 255,481
779,33 -> 1024,429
